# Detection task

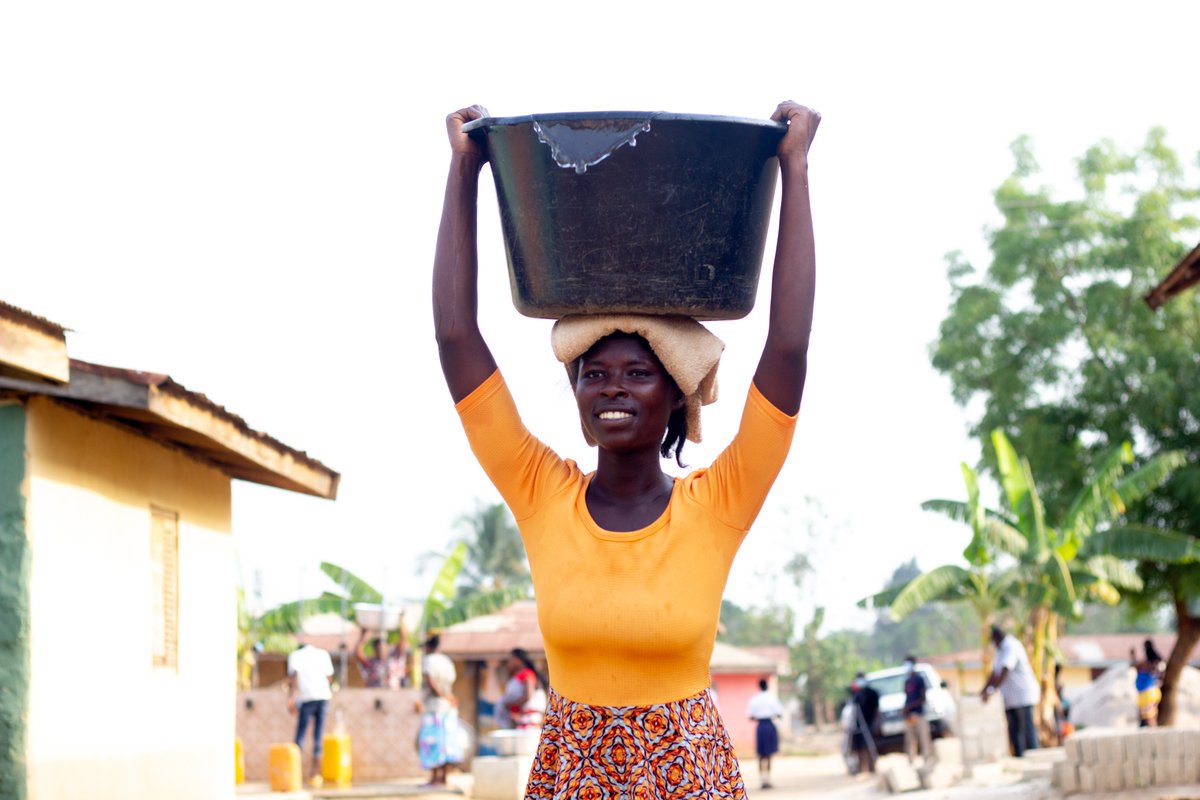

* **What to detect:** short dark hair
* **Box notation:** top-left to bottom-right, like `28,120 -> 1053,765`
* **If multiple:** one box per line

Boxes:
758,678 -> 769,691
424,634 -> 440,651
904,654 -> 916,663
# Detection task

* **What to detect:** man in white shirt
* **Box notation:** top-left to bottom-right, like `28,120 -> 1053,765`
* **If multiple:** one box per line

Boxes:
980,625 -> 1040,757
287,641 -> 334,786
746,678 -> 785,789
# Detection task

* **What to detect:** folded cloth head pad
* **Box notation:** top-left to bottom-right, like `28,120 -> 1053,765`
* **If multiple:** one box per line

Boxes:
551,313 -> 725,445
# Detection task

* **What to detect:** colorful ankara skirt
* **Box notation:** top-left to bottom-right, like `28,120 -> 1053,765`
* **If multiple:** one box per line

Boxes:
524,687 -> 746,800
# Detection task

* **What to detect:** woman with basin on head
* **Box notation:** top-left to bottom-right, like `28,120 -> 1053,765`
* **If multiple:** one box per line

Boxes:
433,100 -> 819,799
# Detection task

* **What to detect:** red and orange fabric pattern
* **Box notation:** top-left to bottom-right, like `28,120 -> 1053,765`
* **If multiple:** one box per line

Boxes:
525,688 -> 745,800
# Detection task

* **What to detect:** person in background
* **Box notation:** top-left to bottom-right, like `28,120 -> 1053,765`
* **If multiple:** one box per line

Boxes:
287,639 -> 335,788
499,648 -> 548,729
849,673 -> 880,775
355,617 -> 408,689
418,637 -> 462,788
981,625 -> 1040,757
1131,639 -> 1165,727
901,655 -> 931,765
746,677 -> 784,789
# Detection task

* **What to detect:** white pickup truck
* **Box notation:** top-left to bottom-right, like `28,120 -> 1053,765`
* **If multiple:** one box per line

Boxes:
841,662 -> 957,765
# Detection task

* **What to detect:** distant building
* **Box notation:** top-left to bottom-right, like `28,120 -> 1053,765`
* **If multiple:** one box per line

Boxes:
0,300 -> 338,800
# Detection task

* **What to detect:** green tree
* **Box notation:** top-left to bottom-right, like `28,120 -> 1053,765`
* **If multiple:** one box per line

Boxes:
861,560 -> 977,667
718,599 -> 795,647
860,462 -> 1022,676
452,501 -> 531,597
790,608 -> 873,729
932,129 -> 1200,723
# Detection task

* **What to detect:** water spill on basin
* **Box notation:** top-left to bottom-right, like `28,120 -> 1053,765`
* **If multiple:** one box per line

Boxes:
532,115 -> 656,174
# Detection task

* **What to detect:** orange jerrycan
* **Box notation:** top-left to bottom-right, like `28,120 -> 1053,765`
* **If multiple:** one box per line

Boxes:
234,736 -> 245,785
268,742 -> 302,792
321,731 -> 352,786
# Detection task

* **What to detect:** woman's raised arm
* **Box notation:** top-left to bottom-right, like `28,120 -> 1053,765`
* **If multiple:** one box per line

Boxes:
753,101 -> 820,416
433,105 -> 499,402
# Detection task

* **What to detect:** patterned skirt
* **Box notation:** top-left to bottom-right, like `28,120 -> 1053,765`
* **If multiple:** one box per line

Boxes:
524,687 -> 746,800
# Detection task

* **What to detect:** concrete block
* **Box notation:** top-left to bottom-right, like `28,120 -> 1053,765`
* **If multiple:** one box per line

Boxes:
877,754 -> 921,793
1163,729 -> 1184,759
932,737 -> 963,764
1096,734 -> 1126,764
1076,764 -> 1095,793
1122,760 -> 1139,790
1065,737 -> 1084,764
1079,735 -> 1100,765
470,754 -> 535,800
1051,761 -> 1078,793
962,738 -> 982,762
1152,756 -> 1179,785
1100,761 -> 1124,792
917,761 -> 963,790
1184,754 -> 1199,783
1135,757 -> 1154,788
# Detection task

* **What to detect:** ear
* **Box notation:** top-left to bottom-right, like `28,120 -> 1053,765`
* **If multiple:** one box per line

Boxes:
671,389 -> 686,411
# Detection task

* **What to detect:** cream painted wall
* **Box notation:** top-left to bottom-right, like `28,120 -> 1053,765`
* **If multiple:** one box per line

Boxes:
23,398 -> 236,800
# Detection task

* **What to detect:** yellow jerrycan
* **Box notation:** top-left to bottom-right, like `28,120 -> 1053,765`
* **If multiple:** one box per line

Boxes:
268,742 -> 302,792
321,710 -> 353,786
234,736 -> 245,785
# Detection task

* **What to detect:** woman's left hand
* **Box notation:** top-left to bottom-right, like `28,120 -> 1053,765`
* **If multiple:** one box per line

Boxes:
771,100 -> 820,162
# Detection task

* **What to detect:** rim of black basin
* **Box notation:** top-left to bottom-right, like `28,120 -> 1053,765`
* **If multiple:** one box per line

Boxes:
462,111 -> 787,133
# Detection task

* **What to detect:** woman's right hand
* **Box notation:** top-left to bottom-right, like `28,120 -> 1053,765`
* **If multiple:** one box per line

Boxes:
446,105 -> 489,164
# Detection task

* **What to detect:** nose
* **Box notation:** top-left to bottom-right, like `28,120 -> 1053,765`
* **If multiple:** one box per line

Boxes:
597,375 -> 627,397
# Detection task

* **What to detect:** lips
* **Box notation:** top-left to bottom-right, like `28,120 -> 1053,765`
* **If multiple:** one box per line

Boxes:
596,409 -> 635,421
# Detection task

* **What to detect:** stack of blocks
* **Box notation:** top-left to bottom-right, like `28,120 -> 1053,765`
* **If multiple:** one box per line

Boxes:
471,730 -> 541,800
1051,728 -> 1200,794
953,695 -> 1011,774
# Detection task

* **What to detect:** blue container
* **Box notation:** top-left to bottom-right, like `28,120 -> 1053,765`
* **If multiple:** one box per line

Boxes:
465,112 -> 786,320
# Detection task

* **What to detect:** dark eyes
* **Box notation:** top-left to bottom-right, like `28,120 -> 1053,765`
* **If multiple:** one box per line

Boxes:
580,368 -> 655,380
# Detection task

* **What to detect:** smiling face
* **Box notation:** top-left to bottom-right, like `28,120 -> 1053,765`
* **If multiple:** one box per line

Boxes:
573,334 -> 683,454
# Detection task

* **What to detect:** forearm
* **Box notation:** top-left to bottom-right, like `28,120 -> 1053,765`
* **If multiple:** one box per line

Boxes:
754,156 -> 815,413
433,153 -> 497,401
770,157 -> 816,350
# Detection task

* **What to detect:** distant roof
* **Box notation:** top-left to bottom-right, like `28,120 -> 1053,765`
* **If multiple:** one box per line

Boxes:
1145,241 -> 1200,309
739,644 -> 791,675
925,633 -> 1198,669
437,600 -> 545,659
0,300 -> 69,383
0,301 -> 338,499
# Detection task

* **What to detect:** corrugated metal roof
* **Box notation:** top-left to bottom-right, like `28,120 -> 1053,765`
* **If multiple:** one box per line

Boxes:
1145,241 -> 1200,309
0,357 -> 339,498
0,299 -> 69,338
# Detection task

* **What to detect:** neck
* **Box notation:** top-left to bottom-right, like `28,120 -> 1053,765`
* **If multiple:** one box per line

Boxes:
591,447 -> 671,500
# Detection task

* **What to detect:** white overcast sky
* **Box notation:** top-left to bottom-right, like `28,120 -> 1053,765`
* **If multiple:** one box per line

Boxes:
4,1 -> 1198,632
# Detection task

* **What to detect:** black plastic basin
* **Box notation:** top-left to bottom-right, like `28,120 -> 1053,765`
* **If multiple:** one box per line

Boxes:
465,112 -> 785,320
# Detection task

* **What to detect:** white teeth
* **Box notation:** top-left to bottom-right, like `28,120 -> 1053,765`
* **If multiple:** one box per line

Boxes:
598,411 -> 633,420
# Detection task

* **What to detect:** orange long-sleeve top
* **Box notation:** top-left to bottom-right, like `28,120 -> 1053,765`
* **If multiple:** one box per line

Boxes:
455,371 -> 797,707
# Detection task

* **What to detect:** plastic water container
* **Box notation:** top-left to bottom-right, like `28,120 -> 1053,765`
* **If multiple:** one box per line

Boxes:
321,732 -> 353,786
268,742 -> 302,792
234,736 -> 244,785
465,112 -> 785,320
